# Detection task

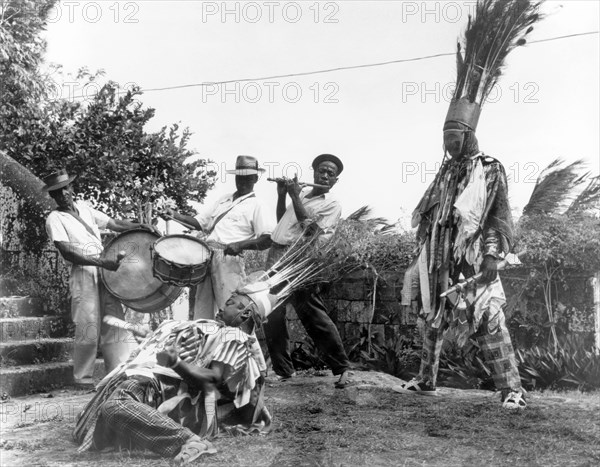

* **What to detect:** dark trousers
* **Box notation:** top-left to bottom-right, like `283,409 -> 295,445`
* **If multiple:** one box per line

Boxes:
263,286 -> 350,377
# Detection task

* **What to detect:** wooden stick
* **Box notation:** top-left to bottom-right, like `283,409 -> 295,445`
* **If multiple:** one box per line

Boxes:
163,213 -> 198,231
439,260 -> 507,298
267,178 -> 329,189
439,250 -> 526,298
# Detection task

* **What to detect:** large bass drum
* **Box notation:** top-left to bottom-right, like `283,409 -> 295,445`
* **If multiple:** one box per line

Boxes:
101,229 -> 182,313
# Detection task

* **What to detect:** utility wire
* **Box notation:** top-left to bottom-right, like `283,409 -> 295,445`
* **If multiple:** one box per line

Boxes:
70,30 -> 599,99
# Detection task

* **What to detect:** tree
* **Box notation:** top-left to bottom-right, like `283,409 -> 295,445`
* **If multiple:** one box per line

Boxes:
35,81 -> 216,222
1,0 -> 216,253
516,159 -> 600,351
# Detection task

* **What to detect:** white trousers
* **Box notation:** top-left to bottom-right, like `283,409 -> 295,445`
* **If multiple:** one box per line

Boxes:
70,265 -> 135,382
193,251 -> 246,320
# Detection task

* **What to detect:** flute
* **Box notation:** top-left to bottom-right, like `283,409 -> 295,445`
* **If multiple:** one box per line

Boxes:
267,177 -> 329,189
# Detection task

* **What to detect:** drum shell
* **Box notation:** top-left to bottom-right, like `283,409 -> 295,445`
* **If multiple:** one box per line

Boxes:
101,230 -> 182,313
152,235 -> 212,287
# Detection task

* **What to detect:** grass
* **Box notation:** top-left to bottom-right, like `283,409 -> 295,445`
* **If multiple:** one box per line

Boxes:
1,373 -> 599,466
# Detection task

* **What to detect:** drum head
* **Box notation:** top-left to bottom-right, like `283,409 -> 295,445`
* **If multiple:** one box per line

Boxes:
153,235 -> 211,265
101,230 -> 164,301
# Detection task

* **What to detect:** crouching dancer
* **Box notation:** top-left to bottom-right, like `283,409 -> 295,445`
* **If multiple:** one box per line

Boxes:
73,283 -> 275,464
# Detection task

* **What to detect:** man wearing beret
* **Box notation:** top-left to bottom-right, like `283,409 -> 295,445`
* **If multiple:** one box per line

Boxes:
263,154 -> 350,388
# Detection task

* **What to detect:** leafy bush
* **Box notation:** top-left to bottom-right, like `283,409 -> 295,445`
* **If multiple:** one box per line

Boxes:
512,214 -> 600,350
329,214 -> 416,275
290,339 -> 328,371
438,340 -> 494,390
344,328 -> 421,381
437,334 -> 600,392
516,334 -> 600,392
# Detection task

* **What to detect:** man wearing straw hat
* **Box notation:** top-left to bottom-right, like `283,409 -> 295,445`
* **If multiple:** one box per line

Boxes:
43,169 -> 152,388
163,155 -> 274,320
263,154 -> 351,388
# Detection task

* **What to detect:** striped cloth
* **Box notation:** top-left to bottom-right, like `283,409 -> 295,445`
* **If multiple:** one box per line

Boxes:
74,319 -> 269,453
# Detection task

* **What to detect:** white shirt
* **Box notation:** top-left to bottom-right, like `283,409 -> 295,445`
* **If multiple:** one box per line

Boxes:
271,188 -> 342,246
194,192 -> 275,244
45,201 -> 110,262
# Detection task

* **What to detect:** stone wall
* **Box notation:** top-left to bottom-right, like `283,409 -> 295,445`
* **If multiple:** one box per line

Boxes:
0,184 -> 70,313
272,267 -> 598,357
279,269 -> 419,353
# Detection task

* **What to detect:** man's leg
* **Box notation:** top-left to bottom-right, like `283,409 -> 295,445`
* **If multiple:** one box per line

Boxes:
71,267 -> 101,384
194,273 -> 217,320
212,252 -> 246,312
418,322 -> 446,388
101,377 -> 194,457
262,244 -> 295,378
263,303 -> 295,378
477,315 -> 525,408
100,284 -> 135,373
292,287 -> 350,377
395,320 -> 444,395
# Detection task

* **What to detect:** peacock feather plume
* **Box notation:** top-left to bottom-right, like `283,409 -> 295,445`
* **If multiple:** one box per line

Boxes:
452,0 -> 543,107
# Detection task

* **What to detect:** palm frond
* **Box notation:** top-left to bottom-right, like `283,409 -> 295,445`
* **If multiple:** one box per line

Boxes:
523,158 -> 588,216
566,176 -> 600,217
346,205 -> 372,221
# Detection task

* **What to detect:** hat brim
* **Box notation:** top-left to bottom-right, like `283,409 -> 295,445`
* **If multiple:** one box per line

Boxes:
225,168 -> 266,175
42,175 -> 76,192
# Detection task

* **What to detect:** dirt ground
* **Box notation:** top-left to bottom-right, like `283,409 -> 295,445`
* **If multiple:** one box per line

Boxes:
1,370 -> 599,467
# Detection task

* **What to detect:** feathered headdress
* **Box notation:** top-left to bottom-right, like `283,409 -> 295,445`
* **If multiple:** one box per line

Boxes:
445,0 -> 543,130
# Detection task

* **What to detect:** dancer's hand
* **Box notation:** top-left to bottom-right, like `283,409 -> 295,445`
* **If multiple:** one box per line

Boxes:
479,255 -> 499,284
157,347 -> 179,368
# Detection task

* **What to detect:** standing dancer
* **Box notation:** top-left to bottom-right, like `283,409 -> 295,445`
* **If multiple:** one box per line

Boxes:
396,0 -> 543,409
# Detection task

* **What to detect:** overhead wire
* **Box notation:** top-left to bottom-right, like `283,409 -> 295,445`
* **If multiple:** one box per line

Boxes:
68,30 -> 599,100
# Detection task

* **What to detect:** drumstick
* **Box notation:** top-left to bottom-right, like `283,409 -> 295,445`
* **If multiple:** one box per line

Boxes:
102,315 -> 133,332
267,178 -> 329,189
163,213 -> 198,231
103,315 -> 148,338
205,240 -> 226,250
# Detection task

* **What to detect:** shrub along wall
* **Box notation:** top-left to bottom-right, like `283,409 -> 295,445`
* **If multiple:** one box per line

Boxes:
276,267 -> 598,356
501,267 -> 597,349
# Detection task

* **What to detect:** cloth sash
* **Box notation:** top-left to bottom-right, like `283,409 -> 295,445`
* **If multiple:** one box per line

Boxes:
58,207 -> 100,240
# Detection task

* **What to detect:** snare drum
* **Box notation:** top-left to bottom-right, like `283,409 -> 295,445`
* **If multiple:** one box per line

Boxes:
152,235 -> 212,287
101,230 -> 182,313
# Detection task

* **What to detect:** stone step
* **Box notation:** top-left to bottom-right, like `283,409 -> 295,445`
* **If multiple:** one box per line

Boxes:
0,296 -> 46,318
0,316 -> 71,342
0,359 -> 106,397
0,338 -> 73,366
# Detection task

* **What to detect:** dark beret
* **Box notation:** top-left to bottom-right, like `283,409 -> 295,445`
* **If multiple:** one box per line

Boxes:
312,154 -> 343,175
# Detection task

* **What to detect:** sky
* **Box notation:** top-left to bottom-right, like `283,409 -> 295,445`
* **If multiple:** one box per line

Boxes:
41,0 -> 600,226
